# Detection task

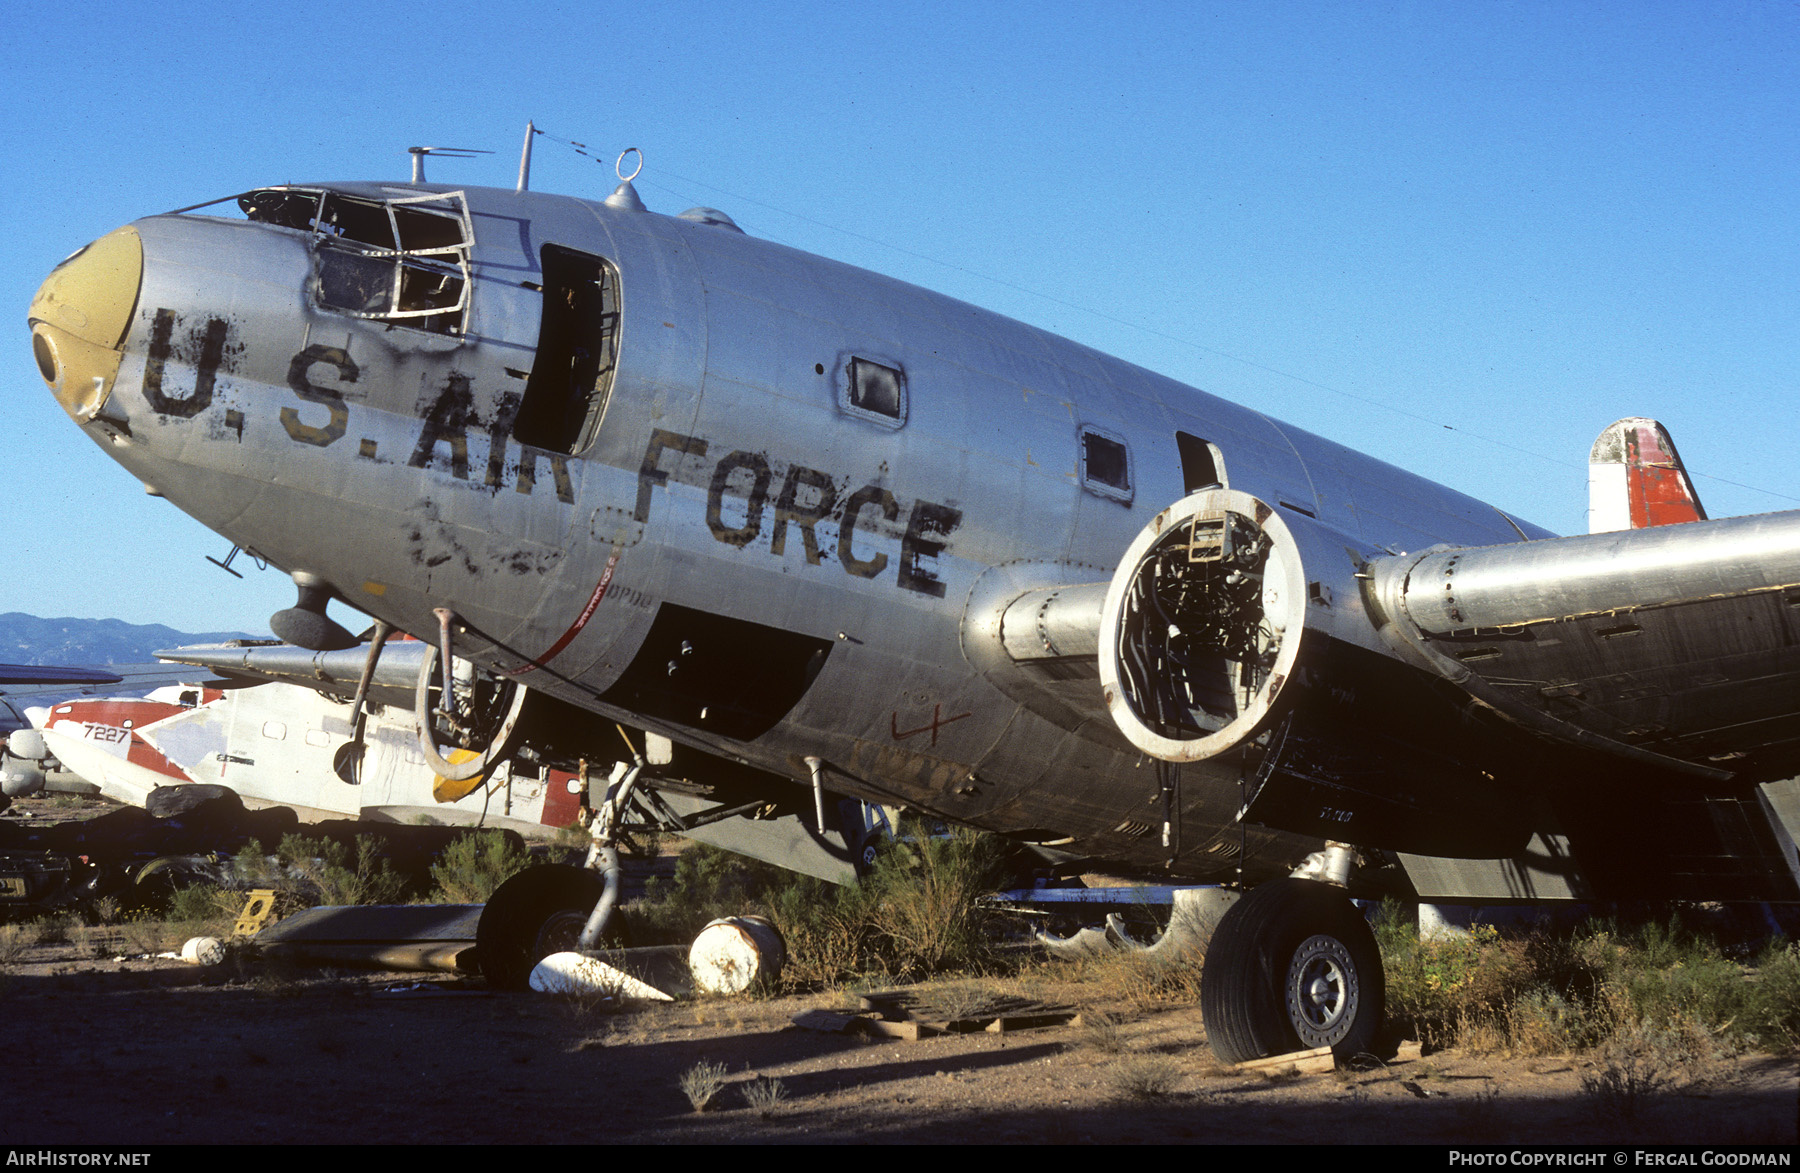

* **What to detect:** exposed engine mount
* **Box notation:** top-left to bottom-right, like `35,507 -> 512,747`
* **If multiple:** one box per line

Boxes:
1099,489 -> 1307,762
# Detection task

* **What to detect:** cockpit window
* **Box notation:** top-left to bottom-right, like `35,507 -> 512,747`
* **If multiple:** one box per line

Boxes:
241,187 -> 474,335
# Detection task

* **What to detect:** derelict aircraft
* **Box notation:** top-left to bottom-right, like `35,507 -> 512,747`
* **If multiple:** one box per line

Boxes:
25,128 -> 1800,1062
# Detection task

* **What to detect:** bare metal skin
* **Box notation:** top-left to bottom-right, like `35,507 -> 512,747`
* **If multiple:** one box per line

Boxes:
29,176 -> 1800,1058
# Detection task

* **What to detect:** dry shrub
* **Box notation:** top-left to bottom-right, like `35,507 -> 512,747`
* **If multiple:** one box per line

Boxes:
1106,1054 -> 1180,1099
27,914 -> 76,946
1502,989 -> 1607,1056
927,980 -> 1007,1021
120,917 -> 175,957
1579,1018 -> 1723,1120
1077,1010 -> 1130,1053
0,923 -> 32,968
740,1076 -> 787,1118
1048,945 -> 1206,1012
679,1060 -> 728,1112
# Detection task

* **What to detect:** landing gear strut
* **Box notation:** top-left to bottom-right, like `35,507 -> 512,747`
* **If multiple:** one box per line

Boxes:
1200,878 -> 1384,1064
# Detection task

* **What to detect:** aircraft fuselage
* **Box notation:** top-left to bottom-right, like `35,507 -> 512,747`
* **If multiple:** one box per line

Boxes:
31,179 -> 1572,884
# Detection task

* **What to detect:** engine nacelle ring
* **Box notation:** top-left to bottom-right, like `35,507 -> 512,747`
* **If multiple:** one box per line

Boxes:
1098,489 -> 1308,762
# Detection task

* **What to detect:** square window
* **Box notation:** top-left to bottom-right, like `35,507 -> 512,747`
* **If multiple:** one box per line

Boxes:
843,357 -> 907,426
1081,427 -> 1133,502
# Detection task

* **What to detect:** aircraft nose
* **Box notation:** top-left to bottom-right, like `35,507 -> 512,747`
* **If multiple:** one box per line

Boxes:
28,226 -> 143,421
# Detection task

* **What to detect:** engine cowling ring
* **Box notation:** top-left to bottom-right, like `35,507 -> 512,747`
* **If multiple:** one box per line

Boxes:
1098,489 -> 1307,762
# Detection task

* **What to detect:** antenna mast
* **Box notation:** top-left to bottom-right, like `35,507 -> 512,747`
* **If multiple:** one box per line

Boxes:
517,120 -> 537,192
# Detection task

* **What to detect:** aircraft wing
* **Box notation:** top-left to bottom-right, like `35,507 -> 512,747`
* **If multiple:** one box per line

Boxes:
1367,507 -> 1800,783
0,664 -> 120,687
0,661 -> 230,736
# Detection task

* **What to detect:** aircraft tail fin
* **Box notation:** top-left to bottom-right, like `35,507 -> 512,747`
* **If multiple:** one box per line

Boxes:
1587,417 -> 1707,533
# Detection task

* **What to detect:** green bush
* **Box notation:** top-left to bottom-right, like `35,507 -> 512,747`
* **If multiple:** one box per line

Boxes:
630,824 -> 1007,987
1734,939 -> 1800,1051
763,822 -> 1005,984
429,830 -> 532,903
233,834 -> 405,909
860,824 -> 1005,978
632,842 -> 793,945
1377,904 -> 1800,1056
166,883 -> 241,925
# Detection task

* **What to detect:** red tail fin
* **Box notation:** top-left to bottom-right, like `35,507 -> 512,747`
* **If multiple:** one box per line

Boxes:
1588,417 -> 1707,533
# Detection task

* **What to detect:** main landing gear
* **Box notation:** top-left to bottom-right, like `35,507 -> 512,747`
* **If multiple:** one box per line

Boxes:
476,864 -> 633,990
1200,877 -> 1384,1064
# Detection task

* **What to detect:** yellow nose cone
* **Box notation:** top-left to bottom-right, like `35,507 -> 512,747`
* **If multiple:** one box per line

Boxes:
28,226 -> 143,420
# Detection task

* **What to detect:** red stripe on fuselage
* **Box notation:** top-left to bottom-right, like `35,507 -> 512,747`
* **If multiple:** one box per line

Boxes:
505,547 -> 621,677
45,698 -> 193,783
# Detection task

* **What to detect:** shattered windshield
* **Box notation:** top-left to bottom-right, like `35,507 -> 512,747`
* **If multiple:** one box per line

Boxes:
240,187 -> 474,335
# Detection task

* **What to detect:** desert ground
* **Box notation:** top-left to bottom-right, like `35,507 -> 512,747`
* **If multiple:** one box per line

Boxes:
2,792 -> 1795,1146
1,937 -> 1794,1146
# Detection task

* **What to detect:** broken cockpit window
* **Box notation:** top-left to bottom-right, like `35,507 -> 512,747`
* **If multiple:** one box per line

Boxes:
240,188 -> 474,335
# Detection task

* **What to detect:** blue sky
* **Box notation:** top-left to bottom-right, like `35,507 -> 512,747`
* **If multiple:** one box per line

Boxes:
3,1 -> 1796,634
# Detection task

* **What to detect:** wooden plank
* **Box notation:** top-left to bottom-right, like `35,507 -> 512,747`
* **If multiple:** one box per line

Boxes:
858,1018 -> 930,1041
984,1011 -> 1077,1034
1235,1045 -> 1334,1075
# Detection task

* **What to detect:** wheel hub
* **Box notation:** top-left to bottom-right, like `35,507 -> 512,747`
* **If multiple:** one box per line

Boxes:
1286,933 -> 1359,1045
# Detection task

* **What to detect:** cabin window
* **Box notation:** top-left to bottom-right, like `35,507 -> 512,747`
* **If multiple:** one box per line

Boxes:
1176,431 -> 1226,493
515,245 -> 622,455
1080,426 -> 1133,503
262,721 -> 287,741
242,187 -> 474,335
839,357 -> 907,427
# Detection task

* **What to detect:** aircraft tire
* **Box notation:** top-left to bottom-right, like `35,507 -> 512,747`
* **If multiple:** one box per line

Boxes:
1200,878 -> 1383,1065
852,834 -> 881,879
145,784 -> 241,820
476,865 -> 628,990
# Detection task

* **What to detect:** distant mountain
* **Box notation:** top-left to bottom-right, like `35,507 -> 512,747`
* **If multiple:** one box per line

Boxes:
0,613 -> 265,666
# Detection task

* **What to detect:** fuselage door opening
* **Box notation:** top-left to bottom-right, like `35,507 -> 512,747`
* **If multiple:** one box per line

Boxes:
515,244 -> 623,455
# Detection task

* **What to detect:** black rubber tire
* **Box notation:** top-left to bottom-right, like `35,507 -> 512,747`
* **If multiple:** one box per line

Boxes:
1200,878 -> 1384,1065
145,784 -> 241,820
851,835 -> 881,878
475,865 -> 628,990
